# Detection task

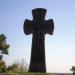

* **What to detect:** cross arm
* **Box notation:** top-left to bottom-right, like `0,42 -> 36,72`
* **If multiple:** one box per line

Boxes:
23,19 -> 33,35
44,19 -> 54,35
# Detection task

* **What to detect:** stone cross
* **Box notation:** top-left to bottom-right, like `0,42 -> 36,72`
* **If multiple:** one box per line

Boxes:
23,8 -> 54,72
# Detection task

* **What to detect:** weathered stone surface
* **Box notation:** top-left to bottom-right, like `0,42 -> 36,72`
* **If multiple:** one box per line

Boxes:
23,8 -> 54,72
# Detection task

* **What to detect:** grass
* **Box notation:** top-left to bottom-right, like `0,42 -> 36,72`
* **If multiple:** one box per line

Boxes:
0,73 -> 72,75
0,73 -> 56,75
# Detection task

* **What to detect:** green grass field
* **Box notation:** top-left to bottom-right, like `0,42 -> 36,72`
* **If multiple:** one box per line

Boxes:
0,73 -> 56,75
0,73 -> 71,75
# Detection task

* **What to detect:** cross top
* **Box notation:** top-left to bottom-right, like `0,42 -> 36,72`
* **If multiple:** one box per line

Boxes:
32,8 -> 47,22
24,8 -> 54,35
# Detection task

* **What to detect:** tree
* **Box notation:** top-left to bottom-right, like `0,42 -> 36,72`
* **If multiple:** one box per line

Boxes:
71,66 -> 75,75
0,34 -> 10,60
0,34 -> 10,73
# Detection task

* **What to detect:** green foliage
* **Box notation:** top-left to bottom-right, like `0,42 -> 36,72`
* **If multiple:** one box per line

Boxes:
7,63 -> 18,73
7,59 -> 28,73
71,66 -> 75,71
0,34 -> 10,73
71,66 -> 75,75
0,60 -> 6,72
0,34 -> 10,60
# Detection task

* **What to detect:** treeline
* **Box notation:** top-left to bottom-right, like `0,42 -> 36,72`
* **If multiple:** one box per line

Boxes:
0,34 -> 28,73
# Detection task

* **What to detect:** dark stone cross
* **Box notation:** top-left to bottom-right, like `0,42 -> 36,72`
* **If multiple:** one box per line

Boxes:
23,8 -> 54,72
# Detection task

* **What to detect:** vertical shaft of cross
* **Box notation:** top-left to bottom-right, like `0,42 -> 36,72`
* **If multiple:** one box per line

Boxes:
28,32 -> 46,72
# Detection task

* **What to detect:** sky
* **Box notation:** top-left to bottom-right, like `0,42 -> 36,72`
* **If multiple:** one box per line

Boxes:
0,0 -> 75,73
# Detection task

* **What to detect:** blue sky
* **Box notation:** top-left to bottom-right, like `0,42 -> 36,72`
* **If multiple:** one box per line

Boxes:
0,0 -> 75,73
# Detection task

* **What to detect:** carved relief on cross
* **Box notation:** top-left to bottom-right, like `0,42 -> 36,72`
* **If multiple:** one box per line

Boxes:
24,8 -> 54,36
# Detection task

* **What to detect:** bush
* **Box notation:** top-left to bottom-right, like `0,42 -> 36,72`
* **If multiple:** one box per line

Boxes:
7,59 -> 28,73
0,60 -> 6,73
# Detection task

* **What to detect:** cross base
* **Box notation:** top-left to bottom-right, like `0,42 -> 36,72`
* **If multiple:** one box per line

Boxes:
28,62 -> 46,72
